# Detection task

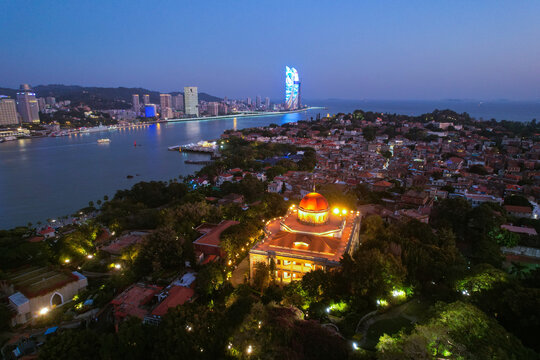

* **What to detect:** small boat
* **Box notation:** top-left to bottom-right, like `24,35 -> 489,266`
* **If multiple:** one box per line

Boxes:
97,138 -> 111,144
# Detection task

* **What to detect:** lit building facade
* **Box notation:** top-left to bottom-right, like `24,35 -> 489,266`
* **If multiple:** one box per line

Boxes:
173,94 -> 184,111
132,94 -> 140,113
207,102 -> 219,116
145,104 -> 157,117
0,96 -> 19,125
16,84 -> 40,123
285,66 -> 301,110
250,192 -> 360,284
184,86 -> 199,116
142,94 -> 150,105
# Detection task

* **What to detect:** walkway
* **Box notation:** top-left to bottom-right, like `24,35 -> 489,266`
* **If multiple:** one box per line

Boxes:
230,258 -> 250,287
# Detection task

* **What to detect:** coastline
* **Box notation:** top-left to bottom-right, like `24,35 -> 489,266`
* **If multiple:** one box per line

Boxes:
164,107 -> 324,123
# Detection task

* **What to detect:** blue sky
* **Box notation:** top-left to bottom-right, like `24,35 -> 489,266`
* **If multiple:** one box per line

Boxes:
1,0 -> 539,100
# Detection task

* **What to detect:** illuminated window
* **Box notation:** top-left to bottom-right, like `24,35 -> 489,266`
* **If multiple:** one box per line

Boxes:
283,260 -> 291,266
283,272 -> 290,278
292,273 -> 297,278
305,263 -> 312,268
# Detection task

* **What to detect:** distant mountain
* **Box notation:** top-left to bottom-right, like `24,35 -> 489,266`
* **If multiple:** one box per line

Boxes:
0,84 -> 222,110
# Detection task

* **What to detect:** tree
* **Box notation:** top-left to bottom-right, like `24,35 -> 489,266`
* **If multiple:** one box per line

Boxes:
196,262 -> 225,296
253,261 -> 271,293
39,329 -> 102,360
136,226 -> 183,272
376,301 -> 536,360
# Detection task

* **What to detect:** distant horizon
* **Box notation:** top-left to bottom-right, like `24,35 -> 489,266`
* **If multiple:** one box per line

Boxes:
1,83 -> 539,103
2,1 -> 539,100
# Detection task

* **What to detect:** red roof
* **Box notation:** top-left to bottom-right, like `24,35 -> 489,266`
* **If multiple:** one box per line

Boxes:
111,284 -> 162,320
373,180 -> 392,187
151,286 -> 194,317
39,227 -> 55,235
193,220 -> 240,247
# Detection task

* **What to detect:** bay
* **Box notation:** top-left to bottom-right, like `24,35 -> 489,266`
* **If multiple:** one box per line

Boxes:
1,99 -> 539,229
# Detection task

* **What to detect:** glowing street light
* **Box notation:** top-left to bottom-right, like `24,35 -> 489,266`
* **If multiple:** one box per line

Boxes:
247,345 -> 253,355
332,208 -> 340,215
64,259 -> 70,264
87,254 -> 93,259
341,209 -> 347,215
352,342 -> 359,350
39,307 -> 49,315
114,263 -> 121,270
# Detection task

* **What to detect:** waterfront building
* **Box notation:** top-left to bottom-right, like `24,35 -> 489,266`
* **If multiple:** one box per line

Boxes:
160,94 -> 173,119
246,97 -> 252,106
132,94 -> 140,113
285,66 -> 301,110
173,94 -> 184,111
256,95 -> 261,108
0,96 -> 19,125
184,86 -> 199,116
145,104 -> 157,118
219,102 -> 228,115
37,97 -> 46,112
265,97 -> 270,109
207,102 -> 219,116
161,107 -> 174,119
142,94 -> 150,105
16,84 -> 40,123
160,93 -> 172,109
249,192 -> 360,284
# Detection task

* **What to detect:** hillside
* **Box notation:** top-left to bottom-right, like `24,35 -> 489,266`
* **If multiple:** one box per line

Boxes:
0,84 -> 222,110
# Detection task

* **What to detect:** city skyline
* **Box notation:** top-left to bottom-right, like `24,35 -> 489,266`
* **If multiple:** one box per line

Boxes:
1,1 -> 539,100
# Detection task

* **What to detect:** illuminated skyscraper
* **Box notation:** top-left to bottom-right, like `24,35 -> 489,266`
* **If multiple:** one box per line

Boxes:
160,94 -> 172,109
265,97 -> 270,109
16,84 -> 40,123
285,66 -> 301,110
0,96 -> 19,125
184,87 -> 199,116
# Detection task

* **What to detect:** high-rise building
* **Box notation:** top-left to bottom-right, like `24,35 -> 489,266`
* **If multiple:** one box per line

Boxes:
285,66 -> 301,110
16,84 -> 40,123
160,94 -> 172,109
207,102 -> 219,116
219,103 -> 228,115
265,97 -> 270,109
142,94 -> 150,105
37,98 -> 46,112
45,97 -> 56,106
256,95 -> 261,108
246,97 -> 252,106
183,87 -> 199,116
132,94 -> 140,113
172,94 -> 184,111
161,107 -> 174,119
0,96 -> 19,126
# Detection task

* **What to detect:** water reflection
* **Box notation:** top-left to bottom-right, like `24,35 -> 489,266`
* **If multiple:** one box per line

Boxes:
0,110 -> 322,229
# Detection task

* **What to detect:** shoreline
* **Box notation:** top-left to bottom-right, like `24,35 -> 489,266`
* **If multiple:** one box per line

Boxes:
163,107 -> 324,123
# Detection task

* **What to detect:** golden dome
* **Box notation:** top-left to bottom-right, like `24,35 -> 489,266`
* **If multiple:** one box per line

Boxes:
299,192 -> 329,212
297,193 -> 329,225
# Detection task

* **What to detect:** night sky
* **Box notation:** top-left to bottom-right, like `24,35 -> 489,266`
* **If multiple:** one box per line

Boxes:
1,0 -> 539,100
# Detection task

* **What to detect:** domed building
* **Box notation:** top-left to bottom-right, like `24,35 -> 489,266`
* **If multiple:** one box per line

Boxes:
250,192 -> 361,284
297,192 -> 330,225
